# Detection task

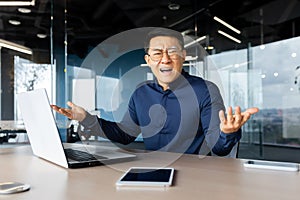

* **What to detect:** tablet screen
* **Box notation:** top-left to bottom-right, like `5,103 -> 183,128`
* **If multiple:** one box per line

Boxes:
116,167 -> 175,187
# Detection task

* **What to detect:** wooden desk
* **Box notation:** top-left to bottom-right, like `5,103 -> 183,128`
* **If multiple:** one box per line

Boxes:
1,146 -> 300,200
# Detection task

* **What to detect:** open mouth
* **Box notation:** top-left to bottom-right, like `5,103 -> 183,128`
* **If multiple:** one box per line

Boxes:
160,68 -> 172,73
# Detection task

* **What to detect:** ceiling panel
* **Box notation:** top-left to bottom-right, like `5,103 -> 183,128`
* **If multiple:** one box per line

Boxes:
0,0 -> 299,61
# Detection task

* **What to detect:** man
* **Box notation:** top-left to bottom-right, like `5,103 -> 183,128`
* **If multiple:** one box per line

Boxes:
52,28 -> 258,157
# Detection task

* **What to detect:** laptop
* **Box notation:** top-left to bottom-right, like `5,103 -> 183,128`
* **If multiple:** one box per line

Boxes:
17,88 -> 136,168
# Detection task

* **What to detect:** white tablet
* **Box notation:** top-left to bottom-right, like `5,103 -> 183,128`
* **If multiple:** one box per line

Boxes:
116,167 -> 175,187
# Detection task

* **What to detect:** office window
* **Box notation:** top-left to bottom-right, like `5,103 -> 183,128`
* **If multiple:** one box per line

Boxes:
14,56 -> 54,120
252,37 -> 300,147
208,36 -> 300,161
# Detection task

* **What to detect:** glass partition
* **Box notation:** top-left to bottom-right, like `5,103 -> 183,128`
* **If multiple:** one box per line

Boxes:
0,1 -> 53,144
208,37 -> 300,161
0,1 -> 54,121
252,38 -> 300,148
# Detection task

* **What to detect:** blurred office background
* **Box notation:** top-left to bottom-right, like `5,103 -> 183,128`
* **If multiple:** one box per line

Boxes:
1,0 -> 300,162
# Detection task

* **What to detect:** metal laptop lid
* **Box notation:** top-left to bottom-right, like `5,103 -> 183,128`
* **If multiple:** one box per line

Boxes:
17,88 -> 69,168
17,88 -> 136,168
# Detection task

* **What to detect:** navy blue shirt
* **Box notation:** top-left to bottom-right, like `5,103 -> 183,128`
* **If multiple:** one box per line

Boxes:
82,70 -> 241,156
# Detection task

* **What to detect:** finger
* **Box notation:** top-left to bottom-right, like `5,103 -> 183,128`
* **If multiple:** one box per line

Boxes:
244,107 -> 259,115
226,106 -> 233,122
219,110 -> 226,123
240,112 -> 251,126
234,106 -> 241,115
50,104 -> 74,119
67,101 -> 79,119
233,106 -> 242,124
219,110 -> 226,132
67,101 -> 75,108
58,108 -> 72,118
50,105 -> 60,111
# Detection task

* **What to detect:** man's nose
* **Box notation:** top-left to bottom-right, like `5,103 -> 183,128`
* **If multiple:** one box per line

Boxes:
160,51 -> 171,63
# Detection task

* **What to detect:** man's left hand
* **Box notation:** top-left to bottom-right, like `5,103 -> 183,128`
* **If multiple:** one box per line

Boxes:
219,106 -> 259,134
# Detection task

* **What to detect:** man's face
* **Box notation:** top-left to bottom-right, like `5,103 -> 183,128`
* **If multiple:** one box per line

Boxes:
144,36 -> 186,90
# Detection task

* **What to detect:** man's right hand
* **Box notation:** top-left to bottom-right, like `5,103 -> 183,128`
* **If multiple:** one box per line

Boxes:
51,101 -> 87,122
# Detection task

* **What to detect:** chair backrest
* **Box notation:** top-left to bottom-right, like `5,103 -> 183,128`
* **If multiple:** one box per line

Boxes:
199,140 -> 238,158
227,143 -> 239,158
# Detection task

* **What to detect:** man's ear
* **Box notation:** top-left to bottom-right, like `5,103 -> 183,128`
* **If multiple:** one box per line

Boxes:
181,49 -> 186,62
144,54 -> 150,66
181,49 -> 187,61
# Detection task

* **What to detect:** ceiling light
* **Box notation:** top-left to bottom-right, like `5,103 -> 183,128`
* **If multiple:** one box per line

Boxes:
214,16 -> 241,34
184,36 -> 206,48
168,3 -> 180,10
260,45 -> 265,50
185,56 -> 198,61
181,29 -> 194,36
204,46 -> 214,50
8,19 -> 21,25
0,38 -> 32,55
18,8 -> 31,13
37,33 -> 47,39
217,30 -> 241,44
0,0 -> 35,6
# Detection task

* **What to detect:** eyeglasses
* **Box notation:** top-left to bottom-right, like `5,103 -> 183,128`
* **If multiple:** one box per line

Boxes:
147,47 -> 183,62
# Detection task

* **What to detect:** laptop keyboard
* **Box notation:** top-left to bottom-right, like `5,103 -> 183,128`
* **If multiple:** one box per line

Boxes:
65,148 -> 107,162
